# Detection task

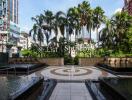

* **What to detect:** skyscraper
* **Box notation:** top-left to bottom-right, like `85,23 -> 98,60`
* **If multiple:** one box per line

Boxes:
0,0 -> 19,30
10,0 -> 19,24
0,0 -> 20,53
123,0 -> 132,15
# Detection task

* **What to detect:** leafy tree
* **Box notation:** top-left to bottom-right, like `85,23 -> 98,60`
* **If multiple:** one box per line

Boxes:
99,11 -> 132,55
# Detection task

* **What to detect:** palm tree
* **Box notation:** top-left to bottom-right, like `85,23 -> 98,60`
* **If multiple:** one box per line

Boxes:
67,7 -> 84,56
30,15 -> 44,46
52,11 -> 66,44
67,8 -> 75,41
86,8 -> 94,42
58,15 -> 67,38
93,6 -> 105,48
38,10 -> 54,51
99,12 -> 132,52
58,16 -> 67,56
46,11 -> 66,55
99,19 -> 114,50
77,1 -> 95,58
67,7 -> 81,42
43,10 -> 54,33
66,8 -> 77,56
78,1 -> 91,38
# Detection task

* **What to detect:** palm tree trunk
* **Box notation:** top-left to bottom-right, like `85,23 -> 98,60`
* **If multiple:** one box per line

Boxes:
82,26 -> 84,38
63,35 -> 65,57
70,35 -> 72,57
39,41 -> 42,57
96,28 -> 99,48
90,29 -> 92,42
90,30 -> 92,58
75,30 -> 78,55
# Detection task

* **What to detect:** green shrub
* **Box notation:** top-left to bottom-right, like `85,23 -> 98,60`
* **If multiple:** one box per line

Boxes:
64,55 -> 74,65
21,49 -> 31,57
110,50 -> 132,57
74,56 -> 79,65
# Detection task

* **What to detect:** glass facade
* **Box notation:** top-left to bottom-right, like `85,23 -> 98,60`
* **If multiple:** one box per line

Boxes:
10,0 -> 13,21
0,0 -> 19,30
14,0 -> 16,23
0,0 -> 20,46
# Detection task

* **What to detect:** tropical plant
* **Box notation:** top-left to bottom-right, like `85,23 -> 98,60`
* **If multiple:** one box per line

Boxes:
99,19 -> 114,49
30,15 -> 45,46
93,6 -> 105,47
29,1 -> 132,58
99,11 -> 132,55
111,12 -> 132,51
43,10 -> 55,45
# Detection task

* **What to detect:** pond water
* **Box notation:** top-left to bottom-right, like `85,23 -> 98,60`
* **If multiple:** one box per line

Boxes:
0,64 -> 36,68
106,63 -> 131,68
101,78 -> 132,100
0,76 -> 40,100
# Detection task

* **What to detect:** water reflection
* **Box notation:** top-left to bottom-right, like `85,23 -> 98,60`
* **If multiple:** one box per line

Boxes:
107,63 -> 131,68
102,78 -> 132,100
0,76 -> 39,100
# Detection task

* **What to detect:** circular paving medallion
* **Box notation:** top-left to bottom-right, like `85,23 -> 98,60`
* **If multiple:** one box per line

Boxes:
50,67 -> 92,76
40,66 -> 114,81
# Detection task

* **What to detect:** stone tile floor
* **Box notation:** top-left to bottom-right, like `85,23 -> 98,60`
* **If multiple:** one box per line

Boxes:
49,83 -> 93,100
30,66 -> 116,81
27,66 -> 116,100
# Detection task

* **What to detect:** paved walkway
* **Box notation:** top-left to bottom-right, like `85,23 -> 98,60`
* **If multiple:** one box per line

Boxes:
49,82 -> 93,100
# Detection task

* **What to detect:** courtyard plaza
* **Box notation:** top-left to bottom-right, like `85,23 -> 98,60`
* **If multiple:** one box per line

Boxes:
25,65 -> 116,100
0,0 -> 132,99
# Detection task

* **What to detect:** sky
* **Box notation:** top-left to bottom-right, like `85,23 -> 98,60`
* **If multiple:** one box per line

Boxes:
19,0 -> 124,40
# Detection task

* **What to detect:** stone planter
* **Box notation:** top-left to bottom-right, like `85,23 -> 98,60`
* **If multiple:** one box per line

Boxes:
102,57 -> 132,68
36,58 -> 64,66
79,57 -> 132,67
79,58 -> 104,66
9,58 -> 64,66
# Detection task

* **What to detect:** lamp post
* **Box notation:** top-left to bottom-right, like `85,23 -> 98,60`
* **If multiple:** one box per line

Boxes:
6,42 -> 13,58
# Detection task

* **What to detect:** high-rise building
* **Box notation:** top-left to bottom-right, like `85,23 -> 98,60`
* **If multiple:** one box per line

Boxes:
0,0 -> 20,54
0,0 -> 19,30
123,0 -> 132,15
10,0 -> 19,24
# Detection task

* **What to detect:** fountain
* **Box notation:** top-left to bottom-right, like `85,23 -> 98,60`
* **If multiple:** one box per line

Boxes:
68,66 -> 76,80
71,66 -> 75,76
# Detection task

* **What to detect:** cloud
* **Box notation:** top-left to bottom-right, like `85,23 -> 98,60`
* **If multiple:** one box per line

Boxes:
114,8 -> 122,13
20,26 -> 30,33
